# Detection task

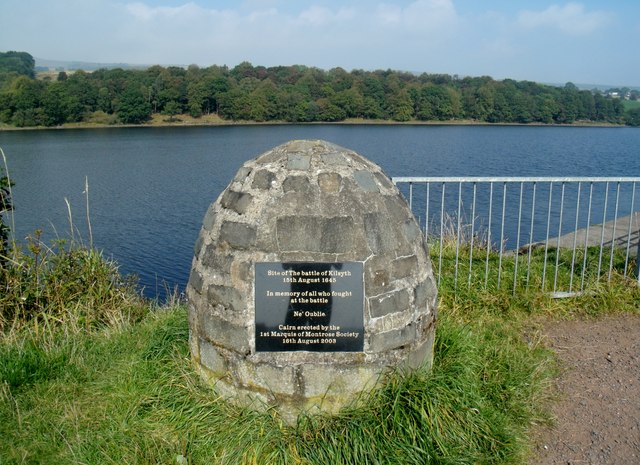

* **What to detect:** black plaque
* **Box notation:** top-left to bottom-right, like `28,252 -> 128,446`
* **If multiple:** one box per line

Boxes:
255,262 -> 364,352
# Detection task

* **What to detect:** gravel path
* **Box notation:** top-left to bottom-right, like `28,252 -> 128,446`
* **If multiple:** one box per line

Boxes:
530,314 -> 640,464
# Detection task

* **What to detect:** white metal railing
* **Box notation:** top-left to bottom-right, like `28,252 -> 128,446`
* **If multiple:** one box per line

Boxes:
392,177 -> 640,295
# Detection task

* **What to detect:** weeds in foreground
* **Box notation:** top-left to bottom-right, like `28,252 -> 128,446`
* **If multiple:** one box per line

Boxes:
431,231 -> 639,320
0,151 -> 147,335
0,305 -> 558,464
1,213 -> 638,463
0,232 -> 147,334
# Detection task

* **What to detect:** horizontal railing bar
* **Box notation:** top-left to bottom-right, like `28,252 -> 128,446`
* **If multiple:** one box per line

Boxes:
392,176 -> 640,183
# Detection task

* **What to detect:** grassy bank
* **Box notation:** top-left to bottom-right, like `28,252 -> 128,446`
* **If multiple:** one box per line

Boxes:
1,239 -> 638,464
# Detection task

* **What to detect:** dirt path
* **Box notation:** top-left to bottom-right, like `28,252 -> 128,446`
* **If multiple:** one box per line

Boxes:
530,314 -> 640,464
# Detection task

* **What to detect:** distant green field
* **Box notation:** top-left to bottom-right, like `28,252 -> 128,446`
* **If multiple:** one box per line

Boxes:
623,100 -> 640,110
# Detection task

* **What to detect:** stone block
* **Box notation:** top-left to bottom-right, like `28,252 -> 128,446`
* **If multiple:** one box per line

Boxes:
384,195 -> 412,225
415,276 -> 437,309
200,339 -> 227,376
374,172 -> 395,190
301,364 -> 378,399
221,190 -> 253,215
282,175 -> 311,193
392,255 -> 418,281
252,169 -> 276,190
254,363 -> 297,396
403,218 -> 422,245
276,216 -> 322,252
369,324 -> 416,353
193,235 -> 204,258
364,255 -> 393,295
364,212 -> 397,254
230,259 -> 251,286
219,221 -> 257,250
207,284 -> 244,313
188,330 -> 200,364
187,306 -> 199,358
321,152 -> 348,166
405,329 -> 436,370
320,216 -> 356,254
318,172 -> 342,194
233,166 -> 252,183
188,268 -> 204,295
202,206 -> 217,231
354,170 -> 379,193
369,289 -> 411,318
287,153 -> 311,171
199,310 -> 250,355
201,243 -> 233,272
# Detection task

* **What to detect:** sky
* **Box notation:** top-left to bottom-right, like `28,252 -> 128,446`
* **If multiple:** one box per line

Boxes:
2,0 -> 639,86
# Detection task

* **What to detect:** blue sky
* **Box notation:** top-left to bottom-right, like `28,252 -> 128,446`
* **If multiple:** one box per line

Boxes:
2,0 -> 639,86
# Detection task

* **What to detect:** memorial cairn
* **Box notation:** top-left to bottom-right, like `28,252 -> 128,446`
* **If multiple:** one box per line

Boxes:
186,140 -> 437,422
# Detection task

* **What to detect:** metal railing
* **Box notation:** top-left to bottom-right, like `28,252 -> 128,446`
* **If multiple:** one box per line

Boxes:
392,177 -> 640,295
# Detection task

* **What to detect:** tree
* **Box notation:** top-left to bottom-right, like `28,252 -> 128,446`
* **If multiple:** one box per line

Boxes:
97,87 -> 113,113
116,86 -> 152,124
203,71 -> 231,115
186,79 -> 207,117
0,58 -> 632,127
0,51 -> 35,78
387,88 -> 414,121
162,100 -> 182,121
330,88 -> 364,118
360,75 -> 386,118
277,88 -> 308,122
315,98 -> 346,121
42,82 -> 68,125
414,84 -> 461,121
295,69 -> 324,100
64,71 -> 98,114
464,83 -> 495,121
625,108 -> 640,126
8,76 -> 47,126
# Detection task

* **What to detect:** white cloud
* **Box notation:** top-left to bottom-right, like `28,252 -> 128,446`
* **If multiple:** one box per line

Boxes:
1,0 -> 637,85
124,2 -> 231,25
112,0 -> 462,67
376,0 -> 458,33
298,5 -> 356,25
517,3 -> 613,36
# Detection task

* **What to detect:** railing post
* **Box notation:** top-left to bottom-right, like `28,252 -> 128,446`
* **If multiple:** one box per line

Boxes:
636,232 -> 640,283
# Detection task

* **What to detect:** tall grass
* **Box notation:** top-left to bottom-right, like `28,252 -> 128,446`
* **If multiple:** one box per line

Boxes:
1,304 -> 559,464
0,233 -> 147,334
431,229 -> 639,320
1,215 -> 638,463
0,151 -> 146,334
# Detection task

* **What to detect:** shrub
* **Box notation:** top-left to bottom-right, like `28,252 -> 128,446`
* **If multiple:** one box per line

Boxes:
0,232 -> 148,333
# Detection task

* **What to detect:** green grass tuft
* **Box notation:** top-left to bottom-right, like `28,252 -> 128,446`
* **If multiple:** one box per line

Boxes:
1,232 -> 148,334
1,307 -> 558,464
1,237 -> 638,463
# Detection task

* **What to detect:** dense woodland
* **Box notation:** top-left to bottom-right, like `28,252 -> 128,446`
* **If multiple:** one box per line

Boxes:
1,51 -> 639,127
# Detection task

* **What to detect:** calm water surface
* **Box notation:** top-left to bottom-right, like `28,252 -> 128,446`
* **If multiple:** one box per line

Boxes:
1,125 -> 638,299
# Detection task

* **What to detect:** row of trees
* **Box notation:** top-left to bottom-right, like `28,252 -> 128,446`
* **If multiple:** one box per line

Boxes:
1,51 -> 637,127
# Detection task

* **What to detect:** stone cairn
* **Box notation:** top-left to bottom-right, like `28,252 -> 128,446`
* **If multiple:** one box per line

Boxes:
187,140 -> 437,422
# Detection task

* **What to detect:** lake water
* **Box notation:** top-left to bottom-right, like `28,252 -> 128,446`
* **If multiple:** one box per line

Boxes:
1,125 -> 639,300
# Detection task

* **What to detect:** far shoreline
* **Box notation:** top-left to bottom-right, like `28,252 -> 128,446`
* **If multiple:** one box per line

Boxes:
0,114 -> 630,132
